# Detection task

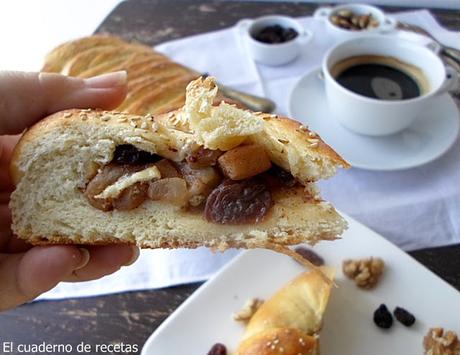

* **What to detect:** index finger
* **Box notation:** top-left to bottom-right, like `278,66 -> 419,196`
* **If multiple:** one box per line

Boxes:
0,71 -> 127,134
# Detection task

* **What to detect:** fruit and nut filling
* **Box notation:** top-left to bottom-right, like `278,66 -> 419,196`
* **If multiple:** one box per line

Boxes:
84,144 -> 300,224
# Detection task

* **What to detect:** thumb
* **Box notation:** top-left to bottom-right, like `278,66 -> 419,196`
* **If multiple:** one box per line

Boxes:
0,245 -> 89,311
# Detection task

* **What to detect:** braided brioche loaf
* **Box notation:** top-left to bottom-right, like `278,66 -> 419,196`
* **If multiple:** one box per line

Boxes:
42,34 -> 233,115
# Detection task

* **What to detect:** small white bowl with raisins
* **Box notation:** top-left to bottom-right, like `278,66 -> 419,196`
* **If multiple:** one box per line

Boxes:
237,15 -> 313,66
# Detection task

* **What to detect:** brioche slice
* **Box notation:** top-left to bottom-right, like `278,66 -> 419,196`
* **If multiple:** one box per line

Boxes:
236,267 -> 334,355
10,77 -> 348,250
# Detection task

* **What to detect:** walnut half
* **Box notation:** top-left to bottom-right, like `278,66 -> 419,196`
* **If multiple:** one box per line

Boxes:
424,328 -> 460,355
342,257 -> 385,289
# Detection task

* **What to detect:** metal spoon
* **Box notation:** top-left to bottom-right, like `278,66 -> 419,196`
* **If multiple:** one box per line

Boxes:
199,72 -> 276,113
442,56 -> 460,99
214,82 -> 276,113
397,21 -> 460,68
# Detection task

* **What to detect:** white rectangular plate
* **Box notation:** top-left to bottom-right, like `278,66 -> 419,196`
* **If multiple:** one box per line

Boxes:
142,214 -> 460,354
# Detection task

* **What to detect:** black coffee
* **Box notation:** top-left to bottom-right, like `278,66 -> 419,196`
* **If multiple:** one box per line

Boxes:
331,56 -> 428,101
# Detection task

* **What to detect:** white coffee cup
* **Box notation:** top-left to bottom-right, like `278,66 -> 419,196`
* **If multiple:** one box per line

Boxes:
314,4 -> 397,43
322,35 -> 458,136
237,15 -> 313,66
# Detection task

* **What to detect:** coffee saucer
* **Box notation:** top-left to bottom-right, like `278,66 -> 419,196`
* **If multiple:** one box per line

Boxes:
288,68 -> 460,171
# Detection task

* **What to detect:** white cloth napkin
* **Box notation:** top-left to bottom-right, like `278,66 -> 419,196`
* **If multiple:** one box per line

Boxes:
38,10 -> 460,300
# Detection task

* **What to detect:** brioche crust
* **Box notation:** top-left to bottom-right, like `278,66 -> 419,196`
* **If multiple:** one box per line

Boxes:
237,328 -> 318,355
236,268 -> 334,355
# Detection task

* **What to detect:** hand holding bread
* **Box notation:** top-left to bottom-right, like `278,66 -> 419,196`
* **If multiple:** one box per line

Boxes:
0,70 -> 140,311
1,34 -> 349,311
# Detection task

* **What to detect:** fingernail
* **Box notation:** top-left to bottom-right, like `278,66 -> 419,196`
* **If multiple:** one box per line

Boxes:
74,248 -> 90,270
84,71 -> 127,88
124,246 -> 140,266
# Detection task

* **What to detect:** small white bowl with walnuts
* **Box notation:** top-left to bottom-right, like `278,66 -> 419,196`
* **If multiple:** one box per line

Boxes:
314,3 -> 397,43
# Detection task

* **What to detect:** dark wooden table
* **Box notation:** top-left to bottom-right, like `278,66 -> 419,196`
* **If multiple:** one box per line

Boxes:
1,1 -> 459,353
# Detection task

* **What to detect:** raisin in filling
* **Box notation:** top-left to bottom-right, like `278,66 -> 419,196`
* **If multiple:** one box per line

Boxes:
113,144 -> 161,165
267,165 -> 297,187
204,178 -> 273,224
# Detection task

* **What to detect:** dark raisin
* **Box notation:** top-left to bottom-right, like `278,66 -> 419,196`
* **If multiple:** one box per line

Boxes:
253,25 -> 298,44
373,304 -> 393,329
294,246 -> 324,266
394,307 -> 415,327
284,28 -> 298,41
272,24 -> 284,35
113,144 -> 160,165
207,343 -> 227,355
205,178 -> 272,224
268,165 -> 297,187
